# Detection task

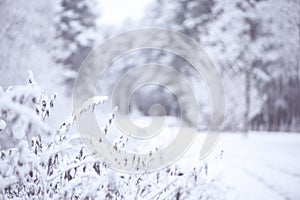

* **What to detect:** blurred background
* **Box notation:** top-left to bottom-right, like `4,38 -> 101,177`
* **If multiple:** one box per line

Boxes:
0,0 -> 299,132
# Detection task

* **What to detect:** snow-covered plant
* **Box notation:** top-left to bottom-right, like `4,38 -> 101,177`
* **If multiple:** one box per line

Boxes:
0,72 -> 222,199
0,71 -> 56,198
0,72 -> 111,199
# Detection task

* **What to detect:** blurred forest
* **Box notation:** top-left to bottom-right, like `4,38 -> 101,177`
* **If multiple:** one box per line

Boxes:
0,0 -> 299,132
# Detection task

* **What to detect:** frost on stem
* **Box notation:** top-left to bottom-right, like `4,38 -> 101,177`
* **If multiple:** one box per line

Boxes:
103,106 -> 118,136
55,96 -> 110,143
28,70 -> 36,85
0,119 -> 6,132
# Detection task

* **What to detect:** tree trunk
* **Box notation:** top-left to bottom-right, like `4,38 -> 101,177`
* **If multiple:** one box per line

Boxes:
244,66 -> 251,134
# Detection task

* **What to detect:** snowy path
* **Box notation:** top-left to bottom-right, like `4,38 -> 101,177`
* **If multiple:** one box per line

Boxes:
210,133 -> 300,200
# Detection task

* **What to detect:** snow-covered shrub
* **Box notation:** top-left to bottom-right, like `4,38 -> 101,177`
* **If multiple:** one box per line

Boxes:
0,71 -> 56,198
0,71 -> 113,199
0,72 -> 222,199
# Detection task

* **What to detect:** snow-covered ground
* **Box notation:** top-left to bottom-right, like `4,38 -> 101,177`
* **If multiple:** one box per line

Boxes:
197,132 -> 300,200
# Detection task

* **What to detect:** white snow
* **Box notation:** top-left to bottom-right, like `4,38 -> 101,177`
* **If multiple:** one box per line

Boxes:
194,132 -> 300,200
0,120 -> 6,132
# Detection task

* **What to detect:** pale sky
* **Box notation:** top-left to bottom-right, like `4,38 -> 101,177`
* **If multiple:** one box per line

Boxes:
99,0 -> 153,25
